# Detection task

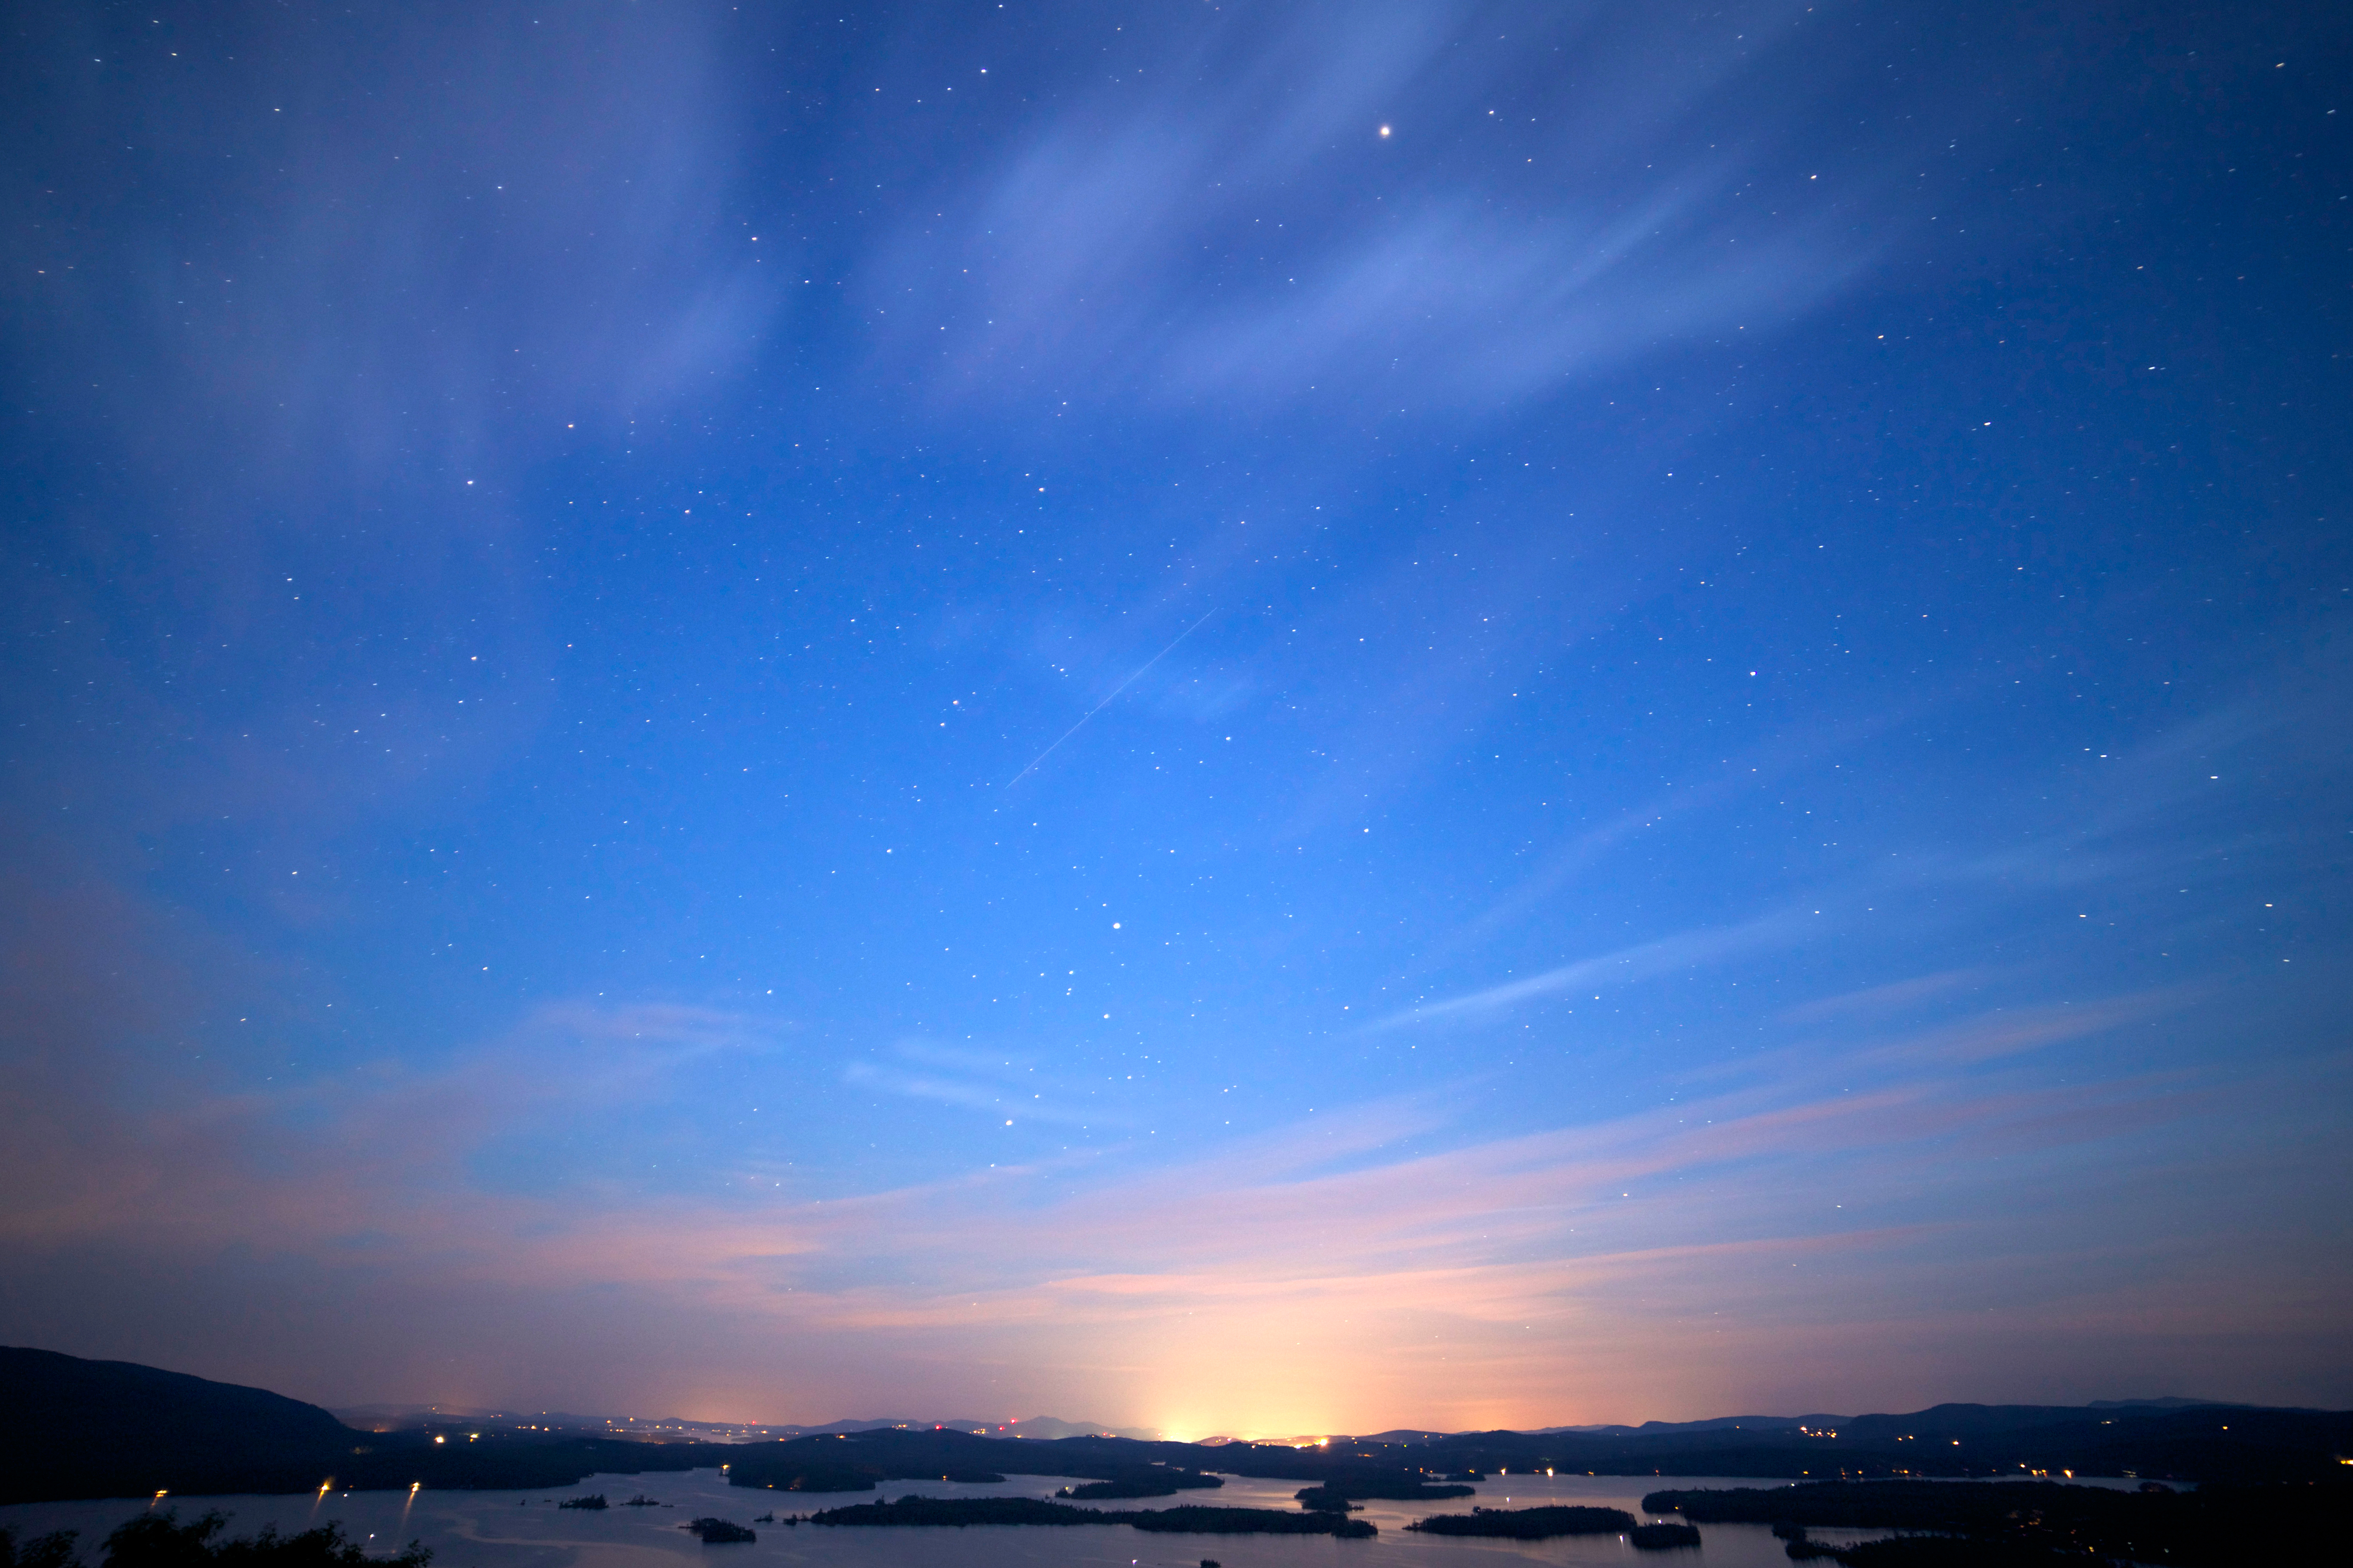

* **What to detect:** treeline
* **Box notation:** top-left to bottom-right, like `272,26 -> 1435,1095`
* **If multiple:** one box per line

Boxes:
2,1513 -> 427,1568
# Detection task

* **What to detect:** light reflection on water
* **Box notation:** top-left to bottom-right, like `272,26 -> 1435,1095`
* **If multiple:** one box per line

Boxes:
0,1467 -> 2164,1568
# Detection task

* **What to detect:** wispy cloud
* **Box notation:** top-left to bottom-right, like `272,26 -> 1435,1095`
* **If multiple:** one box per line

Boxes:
1849,990 -> 2193,1068
1367,914 -> 1794,1030
844,1039 -> 1125,1128
1779,969 -> 1988,1025
4,6 -> 771,495
865,0 -> 1899,416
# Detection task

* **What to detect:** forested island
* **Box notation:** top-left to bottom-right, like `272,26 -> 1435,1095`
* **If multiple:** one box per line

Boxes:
1628,1522 -> 1703,1549
1130,1506 -> 1375,1538
1295,1476 -> 1473,1502
804,1496 -> 1375,1537
1405,1505 -> 1636,1538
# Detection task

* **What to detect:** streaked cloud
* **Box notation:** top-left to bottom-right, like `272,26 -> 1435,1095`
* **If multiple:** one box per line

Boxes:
866,0 -> 1897,415
1368,913 -> 1795,1030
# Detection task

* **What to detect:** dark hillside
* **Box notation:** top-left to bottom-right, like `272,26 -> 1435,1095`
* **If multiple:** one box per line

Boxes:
1,1348 -> 355,1502
0,1349 -> 711,1504
3,1348 -> 351,1467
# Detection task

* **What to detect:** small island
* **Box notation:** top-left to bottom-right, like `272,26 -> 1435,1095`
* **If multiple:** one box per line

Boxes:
1629,1521 -> 1703,1550
555,1495 -> 605,1511
815,1497 -> 1100,1528
1298,1476 -> 1475,1502
1133,1506 -> 1375,1538
1058,1469 -> 1222,1499
1406,1505 -> 1637,1538
682,1518 -> 755,1544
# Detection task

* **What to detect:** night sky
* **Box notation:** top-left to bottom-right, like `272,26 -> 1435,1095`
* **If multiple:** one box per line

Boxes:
2,1 -> 2347,1436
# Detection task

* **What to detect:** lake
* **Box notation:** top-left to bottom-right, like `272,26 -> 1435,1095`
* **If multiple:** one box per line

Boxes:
0,1466 -> 2165,1568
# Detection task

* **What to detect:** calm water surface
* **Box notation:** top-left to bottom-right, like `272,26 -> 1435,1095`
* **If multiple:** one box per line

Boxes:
0,1467 -> 2160,1568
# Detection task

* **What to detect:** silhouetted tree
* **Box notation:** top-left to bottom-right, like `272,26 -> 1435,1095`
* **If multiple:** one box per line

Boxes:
2,1526 -> 85,1568
101,1512 -> 429,1568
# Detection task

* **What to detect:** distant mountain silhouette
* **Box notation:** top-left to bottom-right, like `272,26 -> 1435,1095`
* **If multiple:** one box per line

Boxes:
341,1410 -> 1159,1442
6,1345 -> 2347,1507
753,1416 -> 1156,1441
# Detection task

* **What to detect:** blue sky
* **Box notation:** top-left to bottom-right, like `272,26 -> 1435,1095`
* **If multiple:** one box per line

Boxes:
1,0 -> 2347,1433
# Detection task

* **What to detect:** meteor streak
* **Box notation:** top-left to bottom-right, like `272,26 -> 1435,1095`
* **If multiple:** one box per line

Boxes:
1006,607 -> 1217,787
